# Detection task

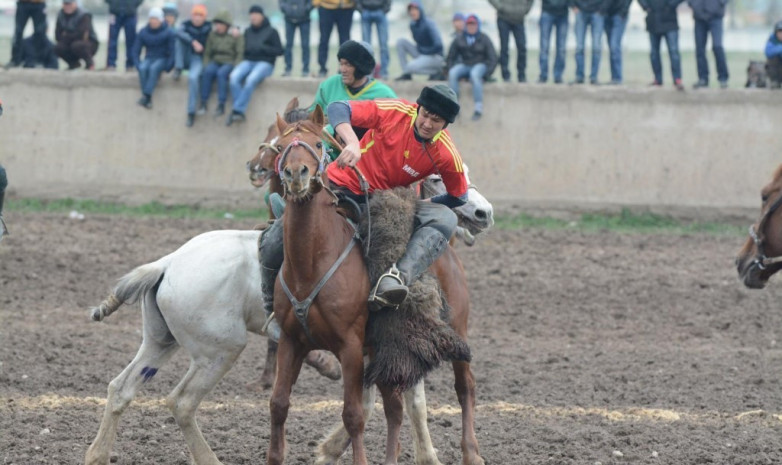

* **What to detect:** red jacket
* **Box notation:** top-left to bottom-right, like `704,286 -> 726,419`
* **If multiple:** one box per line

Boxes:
326,98 -> 468,198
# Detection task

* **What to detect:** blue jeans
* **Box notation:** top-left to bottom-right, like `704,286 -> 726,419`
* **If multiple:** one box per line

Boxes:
11,2 -> 46,65
649,30 -> 681,84
137,57 -> 167,96
448,63 -> 487,113
497,18 -> 526,81
539,11 -> 568,82
694,17 -> 728,83
201,61 -> 233,107
361,9 -> 389,78
603,14 -> 626,82
575,11 -> 604,82
181,54 -> 203,113
230,60 -> 274,114
107,14 -> 138,68
317,7 -> 353,72
284,19 -> 311,73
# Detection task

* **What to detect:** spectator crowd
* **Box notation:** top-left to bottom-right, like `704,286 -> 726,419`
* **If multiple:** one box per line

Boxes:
5,0 -> 782,124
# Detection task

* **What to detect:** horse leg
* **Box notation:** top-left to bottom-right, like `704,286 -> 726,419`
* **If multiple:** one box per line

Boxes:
268,334 -> 306,465
339,343 -> 369,465
247,338 -> 278,392
403,380 -> 443,465
315,382 -> 376,465
85,339 -> 178,465
377,384 -> 403,465
166,343 -> 244,465
453,361 -> 484,465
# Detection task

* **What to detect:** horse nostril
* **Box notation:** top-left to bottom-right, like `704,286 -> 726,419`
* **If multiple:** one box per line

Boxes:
300,165 -> 309,177
283,167 -> 293,179
475,209 -> 487,220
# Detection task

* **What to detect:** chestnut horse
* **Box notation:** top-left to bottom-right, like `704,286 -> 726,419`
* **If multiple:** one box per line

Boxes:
736,164 -> 782,288
268,108 -> 484,465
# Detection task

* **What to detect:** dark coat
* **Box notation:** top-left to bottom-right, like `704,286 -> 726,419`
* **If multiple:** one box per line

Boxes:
687,0 -> 727,22
639,0 -> 684,33
56,8 -> 98,45
571,0 -> 607,13
408,0 -> 443,56
356,0 -> 391,13
446,31 -> 498,77
104,0 -> 142,16
21,34 -> 58,69
280,0 -> 313,23
542,0 -> 570,16
132,23 -> 176,70
243,18 -> 284,64
175,20 -> 212,52
603,0 -> 632,17
488,0 -> 534,24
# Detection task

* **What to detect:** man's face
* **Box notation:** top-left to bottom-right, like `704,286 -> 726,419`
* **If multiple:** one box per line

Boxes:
415,107 -> 447,140
339,59 -> 359,86
466,21 -> 478,34
453,19 -> 465,32
776,30 -> 782,41
250,12 -> 264,26
214,22 -> 227,34
165,14 -> 176,26
62,2 -> 77,14
191,13 -> 205,26
149,17 -> 162,29
408,6 -> 420,21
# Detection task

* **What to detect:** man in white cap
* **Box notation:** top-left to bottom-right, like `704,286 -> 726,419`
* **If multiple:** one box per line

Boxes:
132,7 -> 176,109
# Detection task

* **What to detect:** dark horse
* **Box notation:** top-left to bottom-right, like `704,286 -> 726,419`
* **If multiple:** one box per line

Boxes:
267,108 -> 484,465
736,164 -> 782,288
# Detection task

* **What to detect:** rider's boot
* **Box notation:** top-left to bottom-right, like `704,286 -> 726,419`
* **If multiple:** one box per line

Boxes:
369,226 -> 449,310
260,218 -> 284,342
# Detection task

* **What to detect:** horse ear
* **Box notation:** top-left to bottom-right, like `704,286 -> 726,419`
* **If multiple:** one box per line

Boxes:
310,105 -> 325,127
285,97 -> 299,114
275,113 -> 287,135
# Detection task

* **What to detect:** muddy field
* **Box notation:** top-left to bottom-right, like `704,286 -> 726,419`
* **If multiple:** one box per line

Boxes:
3,211 -> 782,464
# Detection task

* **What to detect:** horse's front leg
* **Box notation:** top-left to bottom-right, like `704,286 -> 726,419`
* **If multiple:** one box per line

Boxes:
377,384 -> 403,465
339,340 -> 369,465
453,361 -> 484,465
267,334 -> 306,465
404,380 -> 443,465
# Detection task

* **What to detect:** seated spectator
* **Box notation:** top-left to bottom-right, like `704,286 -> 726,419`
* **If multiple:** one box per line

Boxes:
163,3 -> 179,28
395,1 -> 445,81
21,29 -> 59,69
452,12 -> 465,37
200,11 -> 243,123
280,0 -> 313,77
226,5 -> 283,126
640,0 -> 684,89
133,8 -> 175,109
765,20 -> 782,89
173,5 -> 212,127
54,0 -> 99,70
446,14 -> 497,121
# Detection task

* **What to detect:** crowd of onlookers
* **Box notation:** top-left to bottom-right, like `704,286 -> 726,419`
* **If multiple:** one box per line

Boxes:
5,0 -> 782,124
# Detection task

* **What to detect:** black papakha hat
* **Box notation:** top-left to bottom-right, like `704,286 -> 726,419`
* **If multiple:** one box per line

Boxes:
337,40 -> 376,79
416,84 -> 460,123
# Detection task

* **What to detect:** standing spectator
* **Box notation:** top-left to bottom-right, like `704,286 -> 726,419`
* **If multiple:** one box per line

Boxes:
133,8 -> 175,109
280,0 -> 313,77
395,1 -> 445,81
200,11 -> 242,123
227,5 -> 283,126
639,0 -> 684,89
105,0 -> 143,71
689,0 -> 729,88
572,0 -> 605,84
538,0 -> 569,83
0,161 -> 7,242
173,5 -> 212,127
452,12 -> 465,37
315,0 -> 355,77
446,15 -> 497,121
54,0 -> 99,70
6,0 -> 48,69
603,0 -> 631,84
357,0 -> 391,80
163,2 -> 178,28
489,0 -> 533,83
765,20 -> 782,89
20,28 -> 59,69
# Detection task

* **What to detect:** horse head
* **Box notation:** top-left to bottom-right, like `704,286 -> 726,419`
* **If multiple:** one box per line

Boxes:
421,164 -> 494,235
736,164 -> 782,288
275,105 -> 327,202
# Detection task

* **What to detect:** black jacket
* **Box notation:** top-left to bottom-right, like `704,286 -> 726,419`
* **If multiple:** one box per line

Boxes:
104,0 -> 142,16
688,0 -> 727,21
280,0 -> 313,23
571,0 -> 606,13
446,32 -> 498,77
243,18 -> 284,64
56,8 -> 99,45
603,0 -> 632,16
542,0 -> 570,16
356,0 -> 391,13
639,0 -> 684,33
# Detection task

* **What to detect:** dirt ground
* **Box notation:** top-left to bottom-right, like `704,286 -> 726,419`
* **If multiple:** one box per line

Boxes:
3,212 -> 782,465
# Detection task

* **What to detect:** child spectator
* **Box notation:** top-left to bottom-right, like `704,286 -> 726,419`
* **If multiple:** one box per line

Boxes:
163,2 -> 179,27
55,0 -> 99,70
280,0 -> 313,77
200,10 -> 243,123
133,8 -> 175,109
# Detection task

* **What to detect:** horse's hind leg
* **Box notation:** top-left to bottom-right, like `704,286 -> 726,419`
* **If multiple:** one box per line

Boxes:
85,339 -> 178,465
338,342 -> 369,465
268,334 -> 306,465
315,380 -> 376,465
377,384 -> 403,465
404,380 -> 443,465
453,361 -> 484,465
247,338 -> 278,392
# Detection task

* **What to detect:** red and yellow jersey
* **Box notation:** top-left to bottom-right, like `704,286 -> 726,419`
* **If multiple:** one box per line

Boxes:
326,98 -> 468,198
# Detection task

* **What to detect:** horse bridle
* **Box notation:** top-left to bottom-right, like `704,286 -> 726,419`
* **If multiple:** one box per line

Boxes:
748,191 -> 782,270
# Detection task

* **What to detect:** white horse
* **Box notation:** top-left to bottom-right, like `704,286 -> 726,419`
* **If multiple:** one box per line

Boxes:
85,180 -> 494,465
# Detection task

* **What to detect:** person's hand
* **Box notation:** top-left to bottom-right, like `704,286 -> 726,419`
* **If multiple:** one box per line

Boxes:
336,142 -> 362,168
192,40 -> 203,53
231,27 -> 241,38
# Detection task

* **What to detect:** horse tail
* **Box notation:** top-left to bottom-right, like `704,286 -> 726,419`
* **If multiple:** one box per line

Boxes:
90,262 -> 166,322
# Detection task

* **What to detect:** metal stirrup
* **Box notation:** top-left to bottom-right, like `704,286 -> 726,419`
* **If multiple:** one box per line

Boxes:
368,264 -> 405,309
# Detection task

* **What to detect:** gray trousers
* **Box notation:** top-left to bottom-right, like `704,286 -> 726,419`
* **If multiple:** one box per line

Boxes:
396,38 -> 445,76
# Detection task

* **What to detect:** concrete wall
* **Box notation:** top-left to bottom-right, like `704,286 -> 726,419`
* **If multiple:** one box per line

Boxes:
1,70 -> 781,212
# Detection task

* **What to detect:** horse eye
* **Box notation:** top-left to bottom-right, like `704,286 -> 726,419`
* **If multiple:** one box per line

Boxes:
316,142 -> 323,149
277,145 -> 283,152
762,194 -> 769,203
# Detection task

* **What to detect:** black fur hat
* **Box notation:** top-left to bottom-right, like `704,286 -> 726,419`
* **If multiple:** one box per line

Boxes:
416,84 -> 460,123
337,40 -> 376,79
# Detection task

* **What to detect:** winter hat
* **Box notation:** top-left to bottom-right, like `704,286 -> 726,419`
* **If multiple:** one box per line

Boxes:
337,40 -> 376,79
452,12 -> 465,22
163,2 -> 179,18
249,4 -> 265,15
148,7 -> 164,22
191,4 -> 207,17
213,10 -> 233,26
62,0 -> 76,4
466,14 -> 479,25
416,84 -> 460,124
775,20 -> 782,32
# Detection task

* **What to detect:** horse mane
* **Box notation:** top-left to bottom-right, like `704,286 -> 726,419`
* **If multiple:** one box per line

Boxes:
285,119 -> 323,137
284,107 -> 310,124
